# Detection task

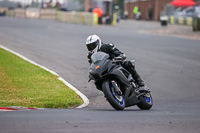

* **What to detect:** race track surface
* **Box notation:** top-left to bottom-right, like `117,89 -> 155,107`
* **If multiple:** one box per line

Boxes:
0,17 -> 200,133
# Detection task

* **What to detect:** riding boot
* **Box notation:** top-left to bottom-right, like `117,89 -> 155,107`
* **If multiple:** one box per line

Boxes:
122,61 -> 145,87
131,68 -> 145,87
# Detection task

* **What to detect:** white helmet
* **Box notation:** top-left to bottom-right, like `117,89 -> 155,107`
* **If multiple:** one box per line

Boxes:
86,34 -> 102,53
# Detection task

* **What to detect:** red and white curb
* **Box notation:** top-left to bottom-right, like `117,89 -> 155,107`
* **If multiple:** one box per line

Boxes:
0,107 -> 18,111
0,106 -> 41,111
0,44 -> 89,108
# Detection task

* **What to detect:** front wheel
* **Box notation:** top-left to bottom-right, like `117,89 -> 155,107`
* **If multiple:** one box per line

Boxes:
137,93 -> 153,110
102,81 -> 125,110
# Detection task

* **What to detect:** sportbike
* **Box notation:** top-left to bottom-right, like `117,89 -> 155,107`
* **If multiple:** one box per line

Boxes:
88,52 -> 153,110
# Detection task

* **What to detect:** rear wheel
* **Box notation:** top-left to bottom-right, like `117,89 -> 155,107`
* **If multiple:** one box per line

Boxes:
137,93 -> 153,110
102,81 -> 125,110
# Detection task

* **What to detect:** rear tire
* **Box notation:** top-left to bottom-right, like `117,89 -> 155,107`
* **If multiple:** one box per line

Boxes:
102,81 -> 125,110
137,93 -> 153,110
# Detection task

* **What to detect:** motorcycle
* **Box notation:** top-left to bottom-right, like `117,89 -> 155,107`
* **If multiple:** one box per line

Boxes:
88,52 -> 153,110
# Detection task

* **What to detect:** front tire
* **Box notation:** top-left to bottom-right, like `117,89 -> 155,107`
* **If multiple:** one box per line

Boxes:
137,93 -> 153,110
102,81 -> 125,110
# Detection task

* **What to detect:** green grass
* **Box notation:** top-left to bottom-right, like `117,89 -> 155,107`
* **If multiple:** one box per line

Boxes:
0,48 -> 83,108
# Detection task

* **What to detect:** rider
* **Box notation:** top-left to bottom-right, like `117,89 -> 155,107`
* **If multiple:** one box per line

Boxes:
86,34 -> 145,88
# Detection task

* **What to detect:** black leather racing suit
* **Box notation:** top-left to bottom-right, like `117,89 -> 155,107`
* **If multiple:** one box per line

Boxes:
87,42 -> 145,87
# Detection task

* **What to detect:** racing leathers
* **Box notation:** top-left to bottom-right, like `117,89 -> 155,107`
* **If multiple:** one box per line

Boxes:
87,42 -> 145,87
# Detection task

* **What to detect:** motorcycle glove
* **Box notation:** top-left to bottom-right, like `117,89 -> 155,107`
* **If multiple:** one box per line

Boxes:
87,52 -> 93,64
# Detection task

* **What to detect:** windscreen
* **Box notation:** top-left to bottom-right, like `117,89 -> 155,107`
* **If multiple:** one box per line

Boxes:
91,52 -> 109,64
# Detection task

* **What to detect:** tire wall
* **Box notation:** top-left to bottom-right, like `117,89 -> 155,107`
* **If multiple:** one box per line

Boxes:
6,8 -> 117,26
168,15 -> 193,26
6,8 -> 98,26
192,17 -> 200,31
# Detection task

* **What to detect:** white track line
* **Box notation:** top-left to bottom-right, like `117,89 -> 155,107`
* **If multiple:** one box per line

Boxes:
0,44 -> 89,108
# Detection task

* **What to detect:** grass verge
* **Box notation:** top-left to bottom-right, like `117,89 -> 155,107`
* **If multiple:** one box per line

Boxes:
0,48 -> 83,108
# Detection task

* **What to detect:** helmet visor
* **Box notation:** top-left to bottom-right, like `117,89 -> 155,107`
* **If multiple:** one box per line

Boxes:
86,41 -> 98,52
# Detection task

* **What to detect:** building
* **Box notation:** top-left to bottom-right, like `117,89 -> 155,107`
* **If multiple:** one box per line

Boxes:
124,0 -> 200,21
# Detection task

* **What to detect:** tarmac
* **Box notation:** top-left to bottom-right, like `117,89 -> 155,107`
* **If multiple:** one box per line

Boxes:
136,20 -> 200,40
116,19 -> 200,40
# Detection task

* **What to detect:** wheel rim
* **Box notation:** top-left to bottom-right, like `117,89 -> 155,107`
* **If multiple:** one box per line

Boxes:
111,88 -> 124,106
143,95 -> 151,104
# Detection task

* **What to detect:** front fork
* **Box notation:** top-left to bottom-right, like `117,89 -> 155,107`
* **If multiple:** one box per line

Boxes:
111,80 -> 123,95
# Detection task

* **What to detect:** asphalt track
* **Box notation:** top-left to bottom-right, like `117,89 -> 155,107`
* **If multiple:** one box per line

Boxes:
0,17 -> 200,133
